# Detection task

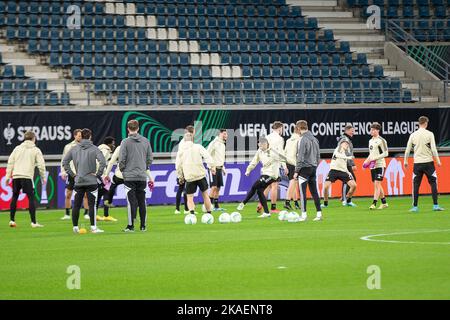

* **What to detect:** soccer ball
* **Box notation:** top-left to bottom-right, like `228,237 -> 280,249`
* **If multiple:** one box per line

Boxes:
278,210 -> 289,221
230,212 -> 242,223
201,214 -> 214,224
184,214 -> 197,225
287,212 -> 300,223
79,228 -> 87,234
218,212 -> 231,224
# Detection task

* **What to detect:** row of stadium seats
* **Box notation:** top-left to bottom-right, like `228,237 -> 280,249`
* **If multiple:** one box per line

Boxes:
48,52 -> 368,67
26,39 -> 349,54
0,80 -> 48,92
90,79 -> 403,92
1,2 -> 303,17
1,65 -> 26,78
0,92 -> 70,106
8,26 -> 332,42
347,0 -> 450,6
0,14 -> 319,29
110,90 -> 413,105
381,6 -> 448,18
117,0 -> 287,3
70,65 -> 385,80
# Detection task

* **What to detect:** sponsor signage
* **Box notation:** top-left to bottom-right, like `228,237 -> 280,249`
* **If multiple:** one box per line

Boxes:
1,157 -> 449,210
1,108 -> 449,156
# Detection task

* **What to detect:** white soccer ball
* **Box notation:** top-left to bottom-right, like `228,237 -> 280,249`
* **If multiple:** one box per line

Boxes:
287,212 -> 300,223
278,210 -> 289,221
184,214 -> 197,225
218,212 -> 231,224
201,214 -> 214,224
230,212 -> 242,223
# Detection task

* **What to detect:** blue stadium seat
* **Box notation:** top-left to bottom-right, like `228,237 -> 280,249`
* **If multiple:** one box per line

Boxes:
373,65 -> 384,78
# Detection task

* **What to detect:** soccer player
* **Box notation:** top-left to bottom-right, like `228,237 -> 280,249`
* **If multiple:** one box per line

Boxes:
404,116 -> 444,212
322,140 -> 357,208
174,125 -> 194,214
338,124 -> 357,206
103,144 -> 153,219
237,137 -> 279,218
283,123 -> 302,210
6,131 -> 46,228
207,129 -> 228,211
60,128 -> 89,220
62,128 -> 106,234
176,132 -> 215,218
364,122 -> 389,210
262,121 -> 288,213
96,136 -> 116,221
120,120 -> 153,232
293,120 -> 322,221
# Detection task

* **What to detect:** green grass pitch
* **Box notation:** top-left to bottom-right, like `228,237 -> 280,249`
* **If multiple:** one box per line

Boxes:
0,196 -> 449,300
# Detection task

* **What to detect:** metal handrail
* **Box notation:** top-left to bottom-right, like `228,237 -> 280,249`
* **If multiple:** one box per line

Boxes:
385,19 -> 450,83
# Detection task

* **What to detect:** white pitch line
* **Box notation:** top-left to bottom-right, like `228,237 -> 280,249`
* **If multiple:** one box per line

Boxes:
360,229 -> 450,245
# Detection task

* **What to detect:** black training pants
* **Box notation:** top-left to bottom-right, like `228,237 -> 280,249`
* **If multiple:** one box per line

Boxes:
10,178 -> 36,224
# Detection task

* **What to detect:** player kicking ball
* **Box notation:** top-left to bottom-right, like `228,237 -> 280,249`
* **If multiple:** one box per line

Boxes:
322,140 -> 357,208
364,122 -> 389,210
237,137 -> 279,218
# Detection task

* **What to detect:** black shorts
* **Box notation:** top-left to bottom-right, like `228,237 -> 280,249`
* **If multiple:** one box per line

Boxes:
413,162 -> 436,181
326,169 -> 354,183
13,178 -> 34,195
257,175 -> 277,189
209,168 -> 224,188
287,164 -> 296,180
371,167 -> 385,182
186,177 -> 209,194
66,175 -> 75,190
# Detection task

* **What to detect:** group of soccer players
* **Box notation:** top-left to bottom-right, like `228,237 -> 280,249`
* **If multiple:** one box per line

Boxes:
236,116 -> 443,221
4,115 -> 444,231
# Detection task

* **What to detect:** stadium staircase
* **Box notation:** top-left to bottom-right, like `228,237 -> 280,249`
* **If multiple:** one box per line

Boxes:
0,37 -> 103,106
289,0 -> 443,102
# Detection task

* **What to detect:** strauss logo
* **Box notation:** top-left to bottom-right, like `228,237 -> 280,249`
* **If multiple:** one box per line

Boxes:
3,123 -> 15,145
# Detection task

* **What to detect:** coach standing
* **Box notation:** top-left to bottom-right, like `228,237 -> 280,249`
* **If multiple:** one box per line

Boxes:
293,120 -> 322,222
119,120 -> 153,232
6,131 -> 46,228
62,128 -> 106,234
404,116 -> 444,212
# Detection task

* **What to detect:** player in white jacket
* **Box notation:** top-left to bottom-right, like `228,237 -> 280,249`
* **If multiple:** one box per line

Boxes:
237,137 -> 280,218
207,129 -> 228,211
261,121 -> 288,213
6,131 -> 46,228
322,140 -> 357,208
365,122 -> 389,210
96,136 -> 116,221
176,132 -> 216,217
283,124 -> 302,210
174,125 -> 194,214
